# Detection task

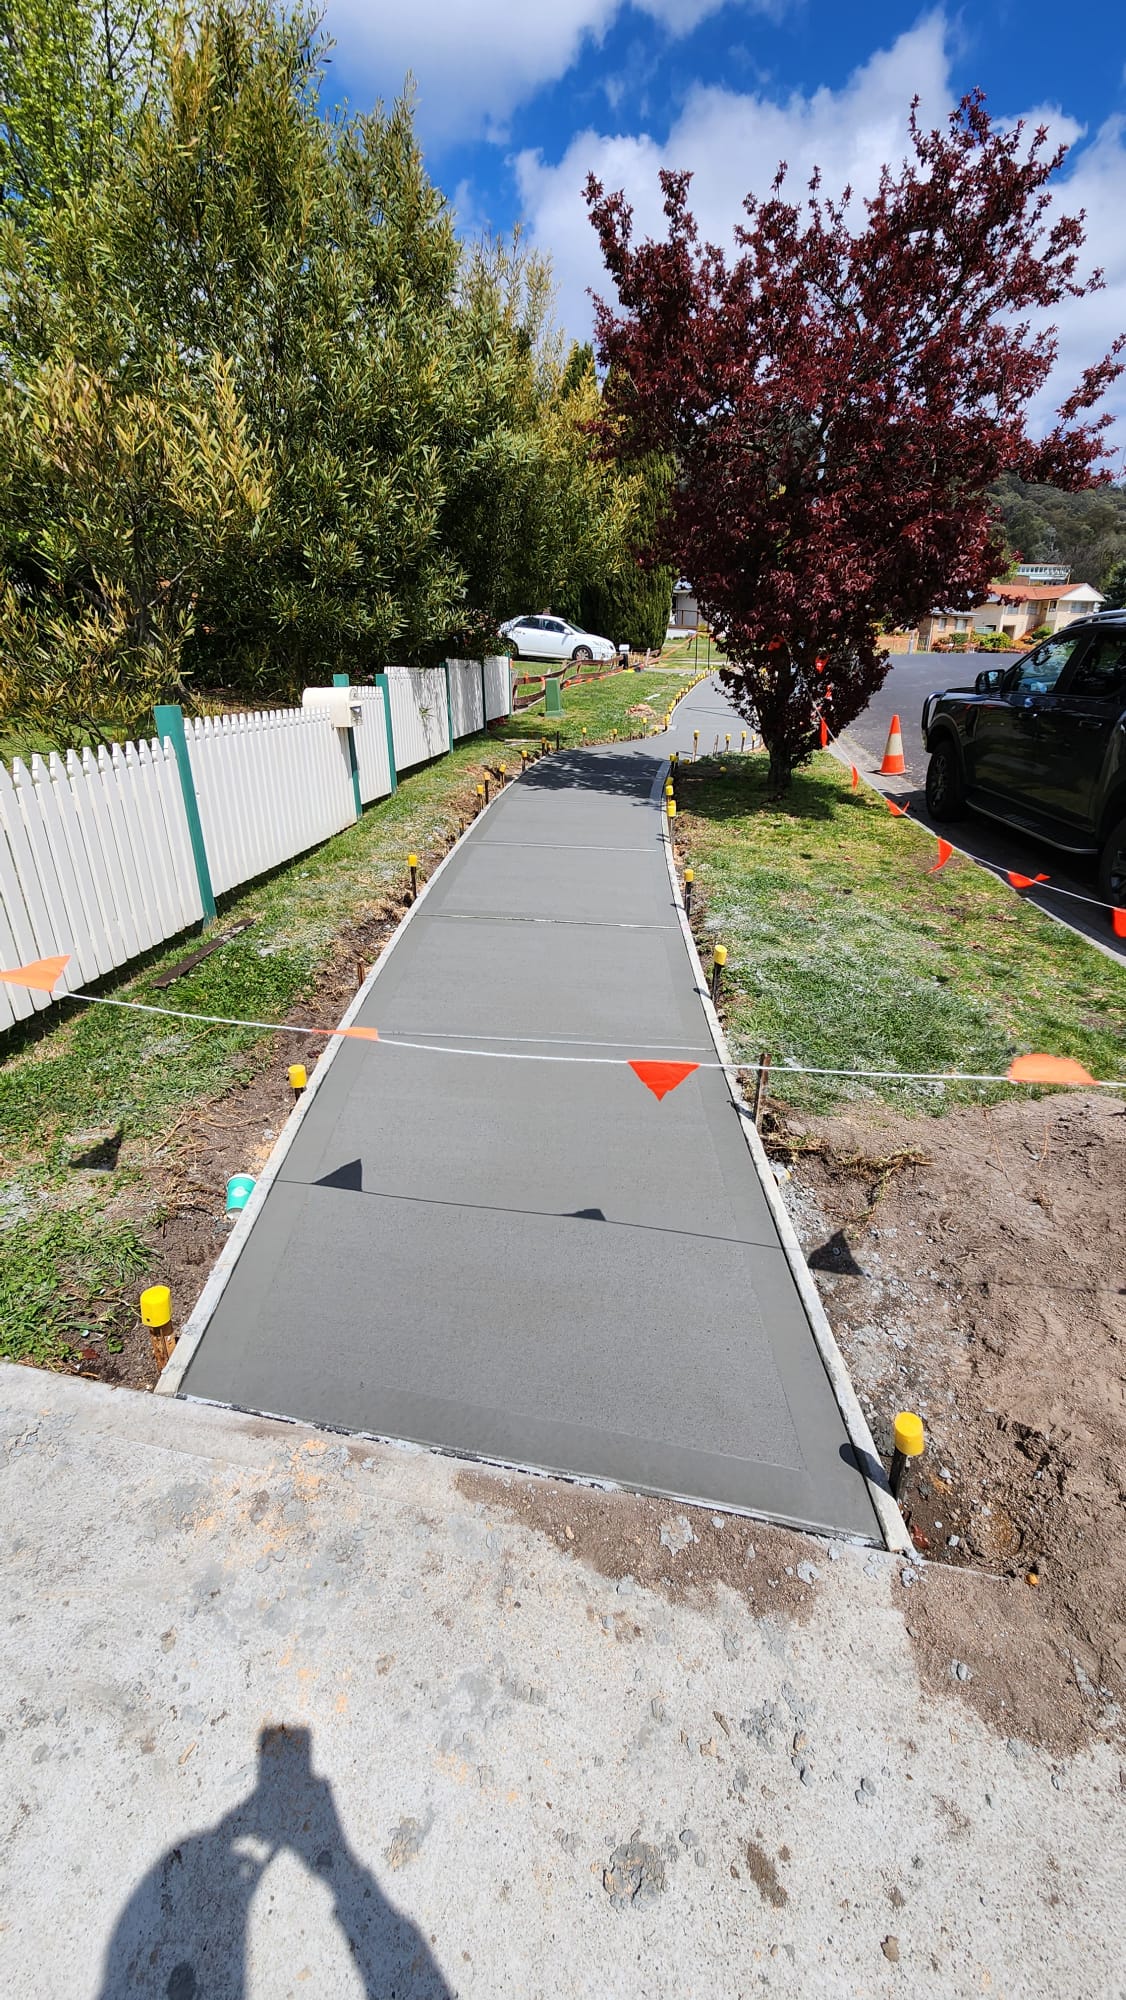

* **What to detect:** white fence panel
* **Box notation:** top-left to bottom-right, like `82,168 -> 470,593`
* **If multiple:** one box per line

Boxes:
0,737 -> 203,1029
448,659 -> 484,740
484,655 -> 512,722
185,707 -> 355,896
385,666 -> 450,772
352,688 -> 392,805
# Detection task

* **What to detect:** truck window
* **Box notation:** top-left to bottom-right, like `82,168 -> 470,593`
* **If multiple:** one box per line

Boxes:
1012,636 -> 1080,695
1068,633 -> 1126,701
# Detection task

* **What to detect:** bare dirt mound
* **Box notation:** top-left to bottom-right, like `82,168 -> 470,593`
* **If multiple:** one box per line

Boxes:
770,1089 -> 1126,1752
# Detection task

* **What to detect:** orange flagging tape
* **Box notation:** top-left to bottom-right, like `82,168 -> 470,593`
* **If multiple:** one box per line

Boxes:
1007,1053 -> 1096,1087
930,839 -> 954,872
336,1026 -> 379,1041
0,952 -> 70,993
886,798 -> 910,818
628,1059 -> 700,1100
1007,871 -> 1050,890
819,718 -> 829,748
1114,909 -> 1126,939
850,765 -> 859,790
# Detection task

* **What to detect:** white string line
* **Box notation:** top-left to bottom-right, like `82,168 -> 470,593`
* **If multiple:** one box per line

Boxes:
62,990 -> 1124,1088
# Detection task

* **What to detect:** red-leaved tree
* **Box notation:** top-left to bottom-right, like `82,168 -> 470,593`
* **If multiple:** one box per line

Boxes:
586,94 -> 1125,789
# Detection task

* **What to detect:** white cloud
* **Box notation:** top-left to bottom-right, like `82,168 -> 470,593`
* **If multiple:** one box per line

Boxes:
322,0 -> 779,141
514,16 -> 1126,462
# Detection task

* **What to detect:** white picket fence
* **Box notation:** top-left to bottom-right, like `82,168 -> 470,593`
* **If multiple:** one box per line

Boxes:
0,741 -> 204,1030
0,658 -> 511,1031
186,707 -> 359,899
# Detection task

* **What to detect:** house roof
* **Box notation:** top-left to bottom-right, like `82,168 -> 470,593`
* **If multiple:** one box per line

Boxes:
988,580 -> 1103,603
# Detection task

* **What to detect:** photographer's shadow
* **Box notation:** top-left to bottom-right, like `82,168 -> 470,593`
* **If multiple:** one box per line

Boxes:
97,1724 -> 452,1999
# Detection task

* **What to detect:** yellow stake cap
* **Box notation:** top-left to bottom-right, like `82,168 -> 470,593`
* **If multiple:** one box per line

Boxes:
893,1411 -> 926,1458
476,784 -> 485,796
665,780 -> 674,797
693,730 -> 699,741
407,853 -> 418,869
713,944 -> 728,967
666,800 -> 677,817
140,1284 -> 171,1330
684,867 -> 694,883
288,1063 -> 307,1091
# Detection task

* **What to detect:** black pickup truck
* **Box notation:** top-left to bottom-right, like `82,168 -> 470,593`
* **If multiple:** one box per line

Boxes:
922,612 -> 1126,905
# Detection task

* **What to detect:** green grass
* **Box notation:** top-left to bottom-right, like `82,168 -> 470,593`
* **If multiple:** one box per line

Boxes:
677,752 -> 1126,1113
0,1208 -> 150,1364
502,666 -> 690,749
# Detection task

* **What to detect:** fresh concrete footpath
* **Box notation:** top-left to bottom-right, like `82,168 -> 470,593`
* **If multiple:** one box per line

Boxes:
2,1363 -> 1123,1999
170,681 -> 882,1542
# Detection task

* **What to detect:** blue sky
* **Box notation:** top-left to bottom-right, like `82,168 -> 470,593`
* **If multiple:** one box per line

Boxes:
320,1 -> 1126,455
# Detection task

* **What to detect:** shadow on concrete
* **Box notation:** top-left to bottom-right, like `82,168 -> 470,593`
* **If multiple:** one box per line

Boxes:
520,751 -> 662,798
95,1724 -> 452,2000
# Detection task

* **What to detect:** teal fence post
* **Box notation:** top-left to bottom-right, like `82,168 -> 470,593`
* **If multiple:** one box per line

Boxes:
154,703 -> 216,923
373,672 -> 398,792
333,672 -> 362,821
443,661 -> 454,750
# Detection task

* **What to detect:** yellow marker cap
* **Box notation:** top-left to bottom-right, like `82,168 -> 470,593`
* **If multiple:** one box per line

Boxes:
665,781 -> 674,797
693,731 -> 699,741
476,783 -> 485,795
713,944 -> 728,966
684,867 -> 694,883
499,763 -> 506,774
407,853 -> 418,869
140,1284 -> 171,1329
288,1063 -> 307,1091
893,1411 -> 925,1458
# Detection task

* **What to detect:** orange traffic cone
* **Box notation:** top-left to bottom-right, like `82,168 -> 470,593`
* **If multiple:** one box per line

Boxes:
880,714 -> 906,775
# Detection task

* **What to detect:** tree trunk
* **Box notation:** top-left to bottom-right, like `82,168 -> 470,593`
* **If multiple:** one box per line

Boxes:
766,739 -> 793,795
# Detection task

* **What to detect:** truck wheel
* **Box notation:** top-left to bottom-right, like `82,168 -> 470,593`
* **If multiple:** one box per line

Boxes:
1097,814 -> 1126,908
924,737 -> 965,821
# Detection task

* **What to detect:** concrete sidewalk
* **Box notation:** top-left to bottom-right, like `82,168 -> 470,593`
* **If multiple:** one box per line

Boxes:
172,685 -> 881,1540
2,1366 -> 1122,1999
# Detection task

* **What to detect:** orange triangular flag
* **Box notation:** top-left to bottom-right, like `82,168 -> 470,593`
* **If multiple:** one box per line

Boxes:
1007,1053 -> 1096,1086
819,718 -> 829,748
930,839 -> 954,872
629,1060 -> 699,1101
850,765 -> 859,790
887,798 -> 910,817
0,953 -> 71,993
335,1025 -> 379,1041
1006,871 -> 1049,890
1113,908 -> 1126,938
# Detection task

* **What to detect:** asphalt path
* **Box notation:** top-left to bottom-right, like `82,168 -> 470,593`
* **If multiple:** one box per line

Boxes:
178,681 -> 881,1541
836,652 -> 1125,963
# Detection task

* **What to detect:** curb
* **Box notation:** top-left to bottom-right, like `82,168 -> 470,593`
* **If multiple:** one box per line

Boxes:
156,767 -> 521,1397
657,755 -> 912,1556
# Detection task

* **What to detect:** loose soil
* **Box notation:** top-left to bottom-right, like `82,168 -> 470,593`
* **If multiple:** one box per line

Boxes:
766,1088 -> 1125,1754
457,1466 -> 820,1626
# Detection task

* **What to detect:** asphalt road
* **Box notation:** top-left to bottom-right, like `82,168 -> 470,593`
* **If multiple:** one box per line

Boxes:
178,686 -> 881,1541
837,652 -> 1125,962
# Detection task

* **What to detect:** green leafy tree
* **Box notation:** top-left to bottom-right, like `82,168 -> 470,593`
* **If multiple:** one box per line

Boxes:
0,0 -> 634,738
1102,556 -> 1126,611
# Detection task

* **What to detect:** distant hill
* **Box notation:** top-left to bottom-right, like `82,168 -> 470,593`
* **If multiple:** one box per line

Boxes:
991,475 -> 1126,589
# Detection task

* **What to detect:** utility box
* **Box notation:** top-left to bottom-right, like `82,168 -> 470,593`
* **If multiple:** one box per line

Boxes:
302,687 -> 362,730
545,675 -> 564,717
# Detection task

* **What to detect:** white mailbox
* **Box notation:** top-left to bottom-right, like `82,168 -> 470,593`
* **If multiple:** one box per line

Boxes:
302,686 -> 362,729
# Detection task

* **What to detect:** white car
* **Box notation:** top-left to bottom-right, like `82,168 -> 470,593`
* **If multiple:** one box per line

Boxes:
501,614 -> 617,665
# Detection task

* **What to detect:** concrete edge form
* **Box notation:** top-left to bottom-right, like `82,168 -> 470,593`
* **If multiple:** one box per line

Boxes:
658,738 -> 913,1555
156,769 -> 516,1397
